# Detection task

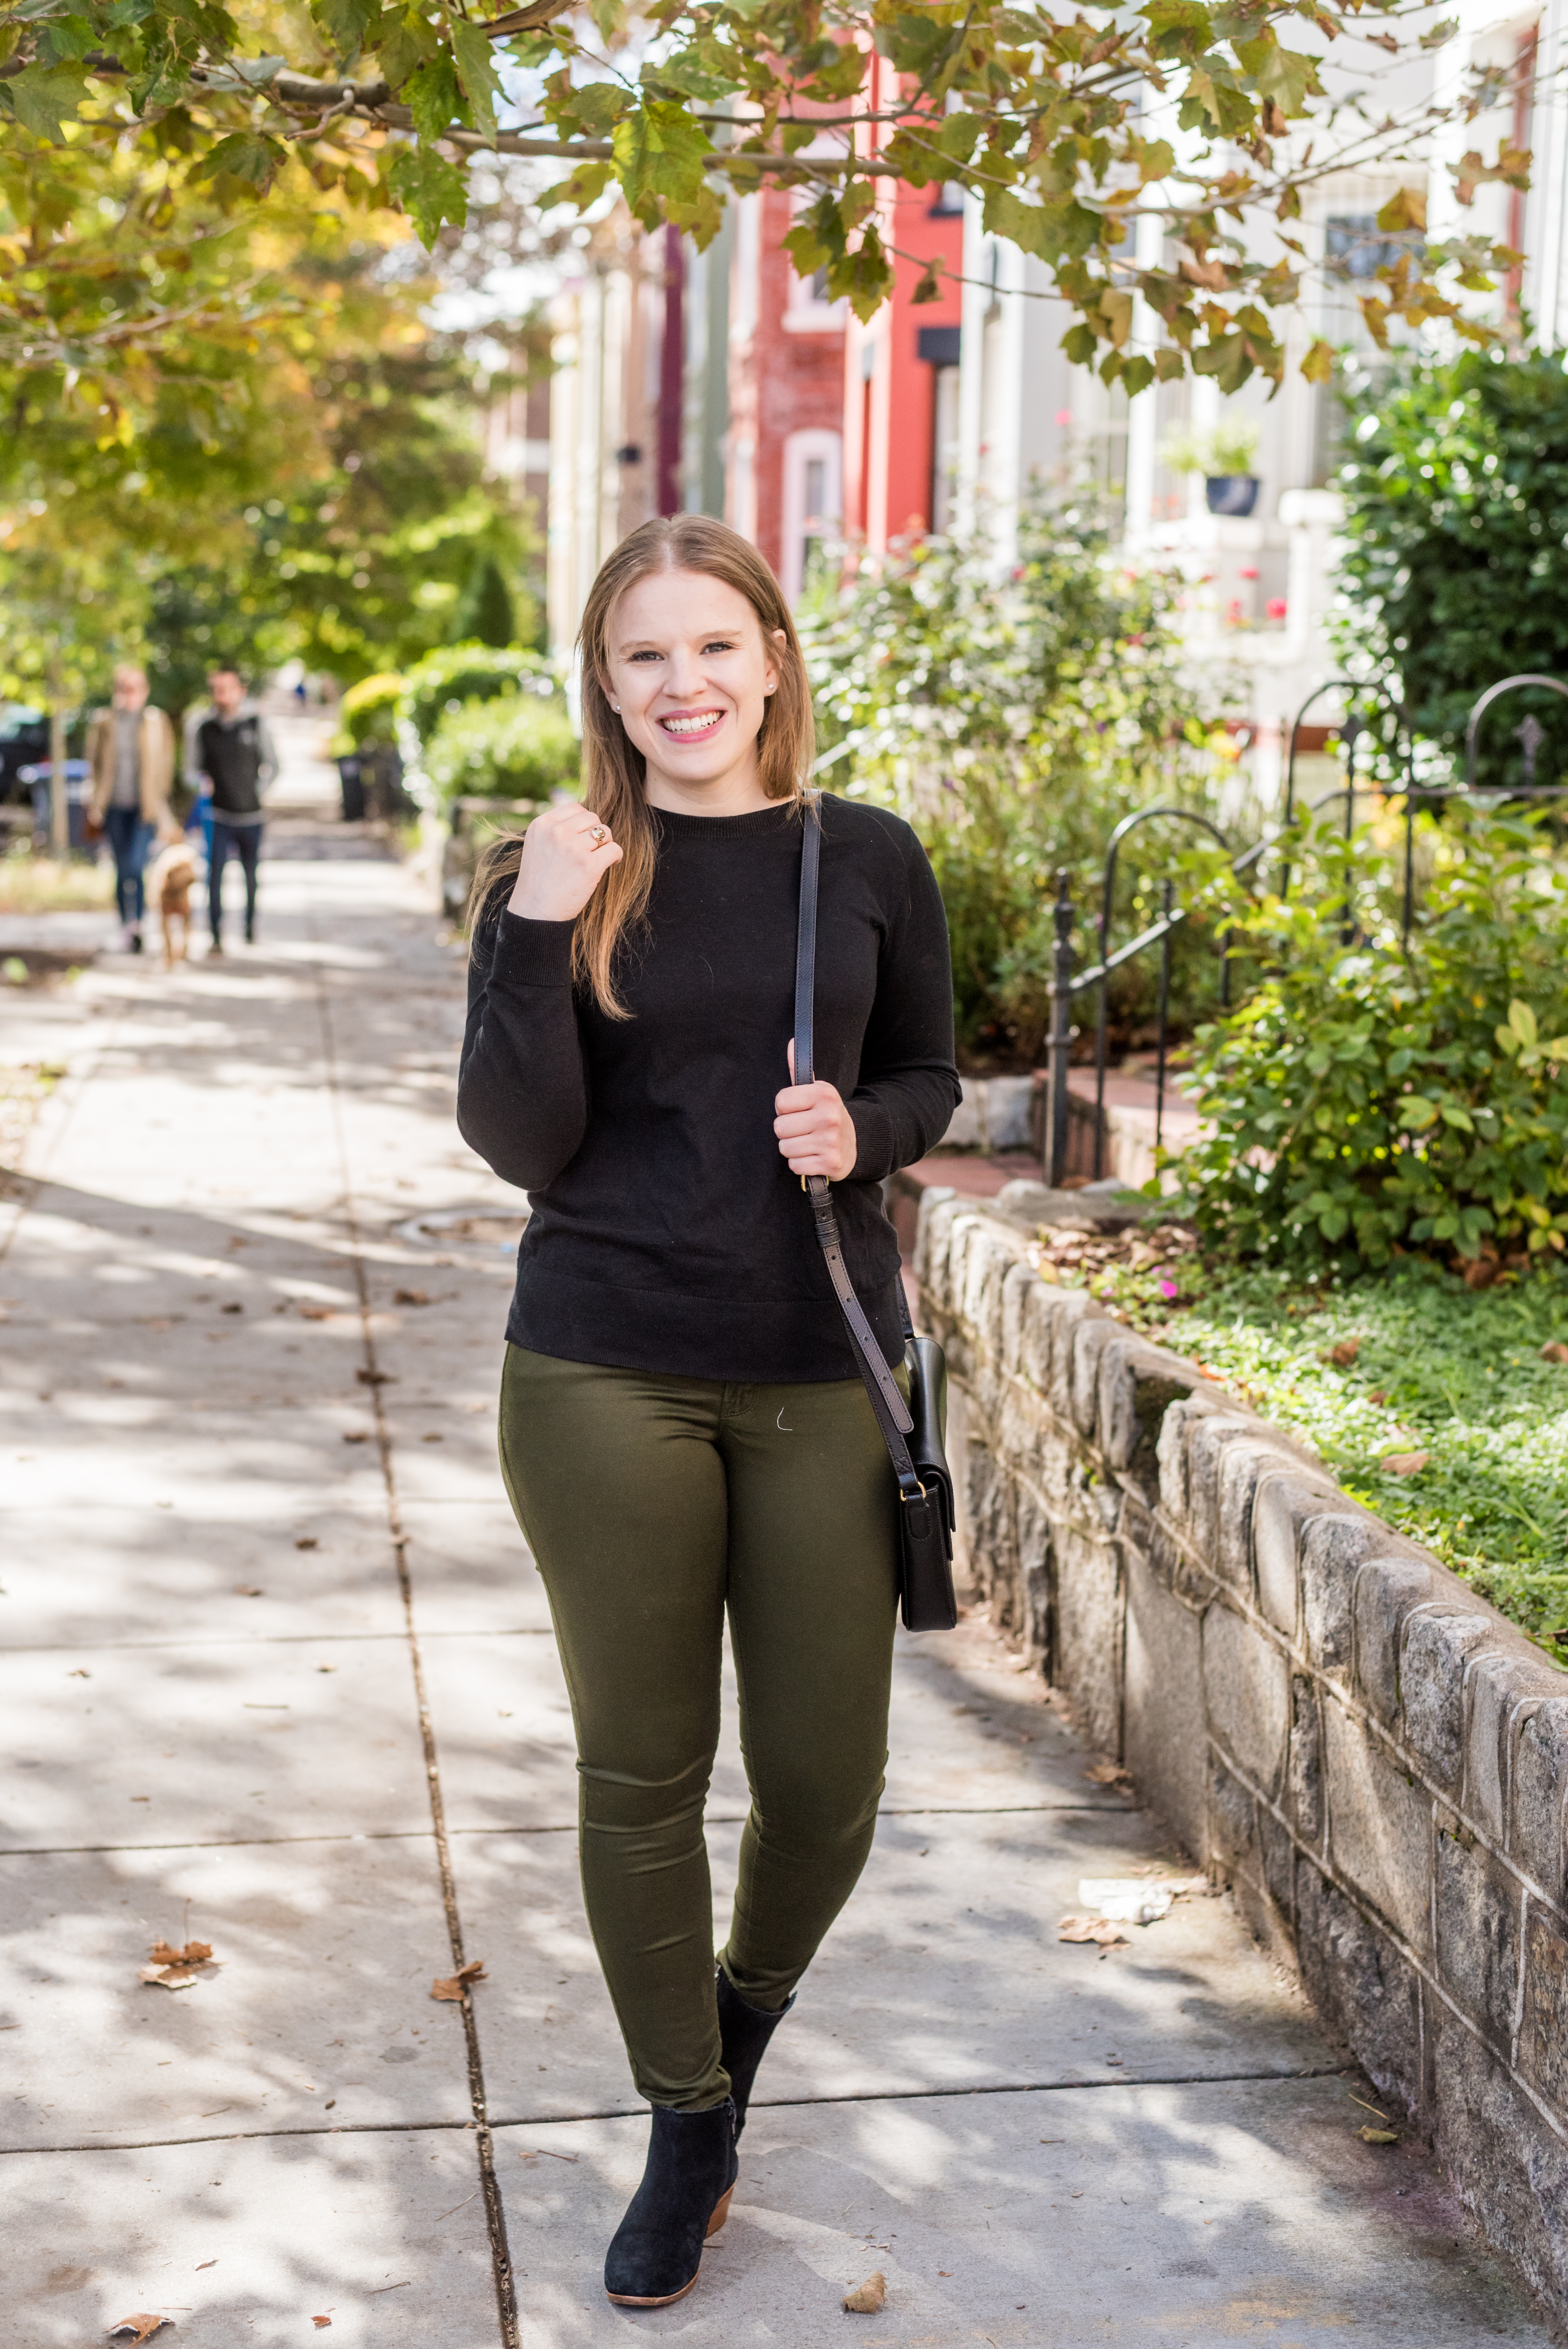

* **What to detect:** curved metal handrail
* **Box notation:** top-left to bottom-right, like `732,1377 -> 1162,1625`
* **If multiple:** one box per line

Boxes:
1463,674 -> 1568,793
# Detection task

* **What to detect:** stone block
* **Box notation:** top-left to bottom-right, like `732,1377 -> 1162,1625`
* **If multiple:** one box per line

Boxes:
999,1261 -> 1035,1378
1352,1552 -> 1437,1725
1288,1674 -> 1324,1849
1296,1858 -> 1423,2111
1517,1900 -> 1568,2119
1096,1334 -> 1209,1506
1065,1312 -> 1120,1441
1259,1806 -> 1299,1951
1434,1831 -> 1520,2054
1429,1997 -> 1568,2321
1019,1278 -> 1097,1404
1323,1700 -> 1433,1953
1464,1648 -> 1567,1848
1185,1413 -> 1276,1591
941,1080 -> 984,1149
1203,1601 -> 1291,1801
1252,1470 -> 1347,1642
1123,1545 -> 1205,1861
1207,1747 -> 1259,1879
1154,1389 -> 1227,1531
964,1438 -> 1018,1626
959,1222 -> 1024,1361
1400,1607 -> 1503,1794
1296,1513 -> 1386,1680
1015,1479 -> 1056,1673
911,1187 -> 960,1301
1512,1697 -> 1568,1902
1053,1518 -> 1124,1756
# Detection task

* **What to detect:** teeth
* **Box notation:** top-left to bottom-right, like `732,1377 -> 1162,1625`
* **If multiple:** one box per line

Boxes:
663,712 -> 721,734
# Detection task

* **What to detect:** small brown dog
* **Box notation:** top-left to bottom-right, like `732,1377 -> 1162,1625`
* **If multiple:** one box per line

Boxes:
144,838 -> 198,967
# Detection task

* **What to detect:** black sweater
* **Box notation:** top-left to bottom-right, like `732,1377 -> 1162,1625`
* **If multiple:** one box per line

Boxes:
457,794 -> 961,1383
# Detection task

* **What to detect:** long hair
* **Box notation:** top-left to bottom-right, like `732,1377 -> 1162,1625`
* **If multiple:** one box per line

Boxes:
468,516 -> 816,1017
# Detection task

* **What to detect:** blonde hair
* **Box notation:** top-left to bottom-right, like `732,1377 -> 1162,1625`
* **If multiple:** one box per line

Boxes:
470,516 -> 815,1017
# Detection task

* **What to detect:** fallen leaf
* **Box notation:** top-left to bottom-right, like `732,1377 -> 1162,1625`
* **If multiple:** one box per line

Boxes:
196,2260 -> 216,2270
1380,1450 -> 1429,1476
107,2318 -> 167,2343
1058,1916 -> 1127,1947
1322,1337 -> 1360,1366
299,1304 -> 335,1321
342,1430 -> 369,1443
431,1959 -> 486,2001
1083,1759 -> 1133,1790
233,1584 -> 264,1597
140,1966 -> 197,1988
67,1667 -> 91,1677
1357,2125 -> 1400,2144
843,2271 -> 887,2314
1542,1341 -> 1568,1363
312,2320 -> 332,2330
150,1939 -> 213,1965
1367,1388 -> 1386,1404
356,1367 -> 395,1386
394,1288 -> 430,1306
221,1301 -> 243,1314
295,1536 -> 319,1550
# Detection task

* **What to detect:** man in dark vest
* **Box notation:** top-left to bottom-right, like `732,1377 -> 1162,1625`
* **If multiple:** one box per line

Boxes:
194,668 -> 279,955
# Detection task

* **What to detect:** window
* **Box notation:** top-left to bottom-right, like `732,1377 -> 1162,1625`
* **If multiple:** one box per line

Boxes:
781,429 -> 843,602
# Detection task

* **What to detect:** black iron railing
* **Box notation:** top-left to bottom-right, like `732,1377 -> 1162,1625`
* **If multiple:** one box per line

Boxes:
1038,671 -> 1568,1188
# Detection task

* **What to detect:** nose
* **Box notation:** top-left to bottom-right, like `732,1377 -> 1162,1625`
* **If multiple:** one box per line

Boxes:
662,645 -> 708,701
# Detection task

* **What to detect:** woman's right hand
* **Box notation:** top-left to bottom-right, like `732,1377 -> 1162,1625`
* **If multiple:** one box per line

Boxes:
508,803 -> 623,922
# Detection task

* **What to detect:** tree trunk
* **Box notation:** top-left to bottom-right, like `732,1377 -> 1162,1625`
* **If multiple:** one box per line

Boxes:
48,677 -> 68,856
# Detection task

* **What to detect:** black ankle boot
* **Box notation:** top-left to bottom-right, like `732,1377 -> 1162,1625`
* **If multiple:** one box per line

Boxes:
717,1966 -> 795,2141
603,2098 -> 738,2308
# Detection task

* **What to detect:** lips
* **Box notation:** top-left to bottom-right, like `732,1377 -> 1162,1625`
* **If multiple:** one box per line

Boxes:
659,710 -> 724,739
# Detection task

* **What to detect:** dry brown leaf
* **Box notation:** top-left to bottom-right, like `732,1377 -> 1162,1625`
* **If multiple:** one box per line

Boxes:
1058,1916 -> 1127,1947
1380,1451 -> 1430,1477
1542,1342 -> 1568,1364
394,1288 -> 431,1306
1083,1759 -> 1132,1790
1357,2124 -> 1400,2144
150,1938 -> 213,1966
843,2271 -> 887,2314
298,1304 -> 335,1321
107,2318 -> 168,2343
431,1959 -> 487,2001
233,1584 -> 264,1597
312,2318 -> 333,2330
356,1366 -> 395,1386
295,1536 -> 319,1550
1322,1337 -> 1360,1366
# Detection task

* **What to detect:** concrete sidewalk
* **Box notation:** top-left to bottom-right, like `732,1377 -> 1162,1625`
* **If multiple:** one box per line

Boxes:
1,821 -> 1555,2347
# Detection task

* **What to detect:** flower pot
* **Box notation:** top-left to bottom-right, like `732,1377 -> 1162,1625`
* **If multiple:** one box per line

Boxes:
1205,474 -> 1260,518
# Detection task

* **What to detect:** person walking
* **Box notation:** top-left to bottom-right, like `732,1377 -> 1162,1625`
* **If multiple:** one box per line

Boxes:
192,668 -> 278,954
86,666 -> 175,954
457,516 -> 960,2310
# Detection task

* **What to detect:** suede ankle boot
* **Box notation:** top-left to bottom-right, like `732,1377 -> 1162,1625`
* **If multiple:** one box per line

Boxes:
717,1966 -> 795,2141
603,2098 -> 738,2308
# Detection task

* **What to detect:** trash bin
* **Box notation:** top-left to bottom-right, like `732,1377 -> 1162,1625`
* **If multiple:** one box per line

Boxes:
336,755 -> 367,823
22,760 -> 94,850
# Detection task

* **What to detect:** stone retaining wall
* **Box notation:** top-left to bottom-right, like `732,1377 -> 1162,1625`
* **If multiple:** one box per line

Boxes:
915,1185 -> 1568,2319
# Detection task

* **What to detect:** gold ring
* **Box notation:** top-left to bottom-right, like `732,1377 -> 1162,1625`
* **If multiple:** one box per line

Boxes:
589,823 -> 608,846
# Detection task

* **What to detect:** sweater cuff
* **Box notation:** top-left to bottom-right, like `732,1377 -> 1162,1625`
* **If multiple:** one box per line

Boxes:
490,909 -> 576,989
847,1095 -> 896,1184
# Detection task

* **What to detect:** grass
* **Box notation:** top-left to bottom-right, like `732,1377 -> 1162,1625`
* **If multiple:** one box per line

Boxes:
0,847 -> 115,914
1037,1224 -> 1568,1661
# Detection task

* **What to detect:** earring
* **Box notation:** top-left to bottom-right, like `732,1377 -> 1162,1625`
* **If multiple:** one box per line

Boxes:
611,701 -> 620,712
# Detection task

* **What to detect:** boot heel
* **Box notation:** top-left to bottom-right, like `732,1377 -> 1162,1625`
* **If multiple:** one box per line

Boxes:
706,2186 -> 734,2237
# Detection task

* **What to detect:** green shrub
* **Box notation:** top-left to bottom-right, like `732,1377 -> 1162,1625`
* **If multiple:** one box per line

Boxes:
401,643 -> 554,746
331,671 -> 404,755
1336,345 -> 1568,789
801,485 -> 1238,1066
1177,806 -> 1568,1270
424,691 -> 579,804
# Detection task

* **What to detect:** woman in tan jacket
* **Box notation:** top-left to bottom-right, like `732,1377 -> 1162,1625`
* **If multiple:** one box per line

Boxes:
87,666 -> 176,953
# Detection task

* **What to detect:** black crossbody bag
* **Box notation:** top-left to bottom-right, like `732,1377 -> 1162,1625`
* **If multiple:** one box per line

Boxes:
793,802 -> 958,1633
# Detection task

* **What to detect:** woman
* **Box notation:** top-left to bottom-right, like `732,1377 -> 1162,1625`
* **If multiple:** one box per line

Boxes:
86,665 -> 176,954
457,516 -> 960,2308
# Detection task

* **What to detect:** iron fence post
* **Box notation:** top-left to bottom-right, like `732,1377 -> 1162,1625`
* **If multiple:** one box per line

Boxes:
1045,868 -> 1074,1188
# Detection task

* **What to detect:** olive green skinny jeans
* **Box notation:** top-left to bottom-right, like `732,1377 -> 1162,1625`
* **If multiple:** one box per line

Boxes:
498,1343 -> 900,2111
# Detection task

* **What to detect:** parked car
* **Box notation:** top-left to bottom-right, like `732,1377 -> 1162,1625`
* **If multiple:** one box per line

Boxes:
0,705 -> 49,802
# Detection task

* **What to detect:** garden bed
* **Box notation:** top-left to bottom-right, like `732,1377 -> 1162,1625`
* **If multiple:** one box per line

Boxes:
1025,1217 -> 1568,1659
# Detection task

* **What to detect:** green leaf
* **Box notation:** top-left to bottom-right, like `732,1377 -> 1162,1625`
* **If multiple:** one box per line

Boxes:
406,56 -> 465,146
450,19 -> 501,146
1300,338 -> 1333,384
1398,1096 -> 1440,1131
311,0 -> 378,62
387,142 -> 467,244
193,131 -> 285,189
612,99 -> 713,221
374,6 -> 439,93
1234,34 -> 1322,116
1,61 -> 87,139
1509,998 -> 1538,1048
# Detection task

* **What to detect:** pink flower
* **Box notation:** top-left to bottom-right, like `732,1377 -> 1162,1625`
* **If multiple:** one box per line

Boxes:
1055,409 -> 1073,426
1239,565 -> 1259,580
1225,598 -> 1244,624
1266,597 -> 1288,621
1158,1277 -> 1180,1299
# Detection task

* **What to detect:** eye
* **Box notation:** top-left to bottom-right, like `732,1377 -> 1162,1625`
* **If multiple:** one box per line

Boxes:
626,649 -> 663,662
701,638 -> 739,654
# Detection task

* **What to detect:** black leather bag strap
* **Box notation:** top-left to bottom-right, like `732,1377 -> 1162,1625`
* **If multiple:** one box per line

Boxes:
793,800 -> 919,1480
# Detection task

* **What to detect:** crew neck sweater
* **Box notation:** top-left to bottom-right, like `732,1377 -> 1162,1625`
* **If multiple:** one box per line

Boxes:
457,793 -> 961,1384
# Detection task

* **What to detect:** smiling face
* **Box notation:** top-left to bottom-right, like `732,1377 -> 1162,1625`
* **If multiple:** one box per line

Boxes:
602,567 -> 784,814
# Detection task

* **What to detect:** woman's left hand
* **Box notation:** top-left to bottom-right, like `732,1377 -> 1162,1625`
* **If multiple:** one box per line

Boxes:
774,1043 -> 857,1182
